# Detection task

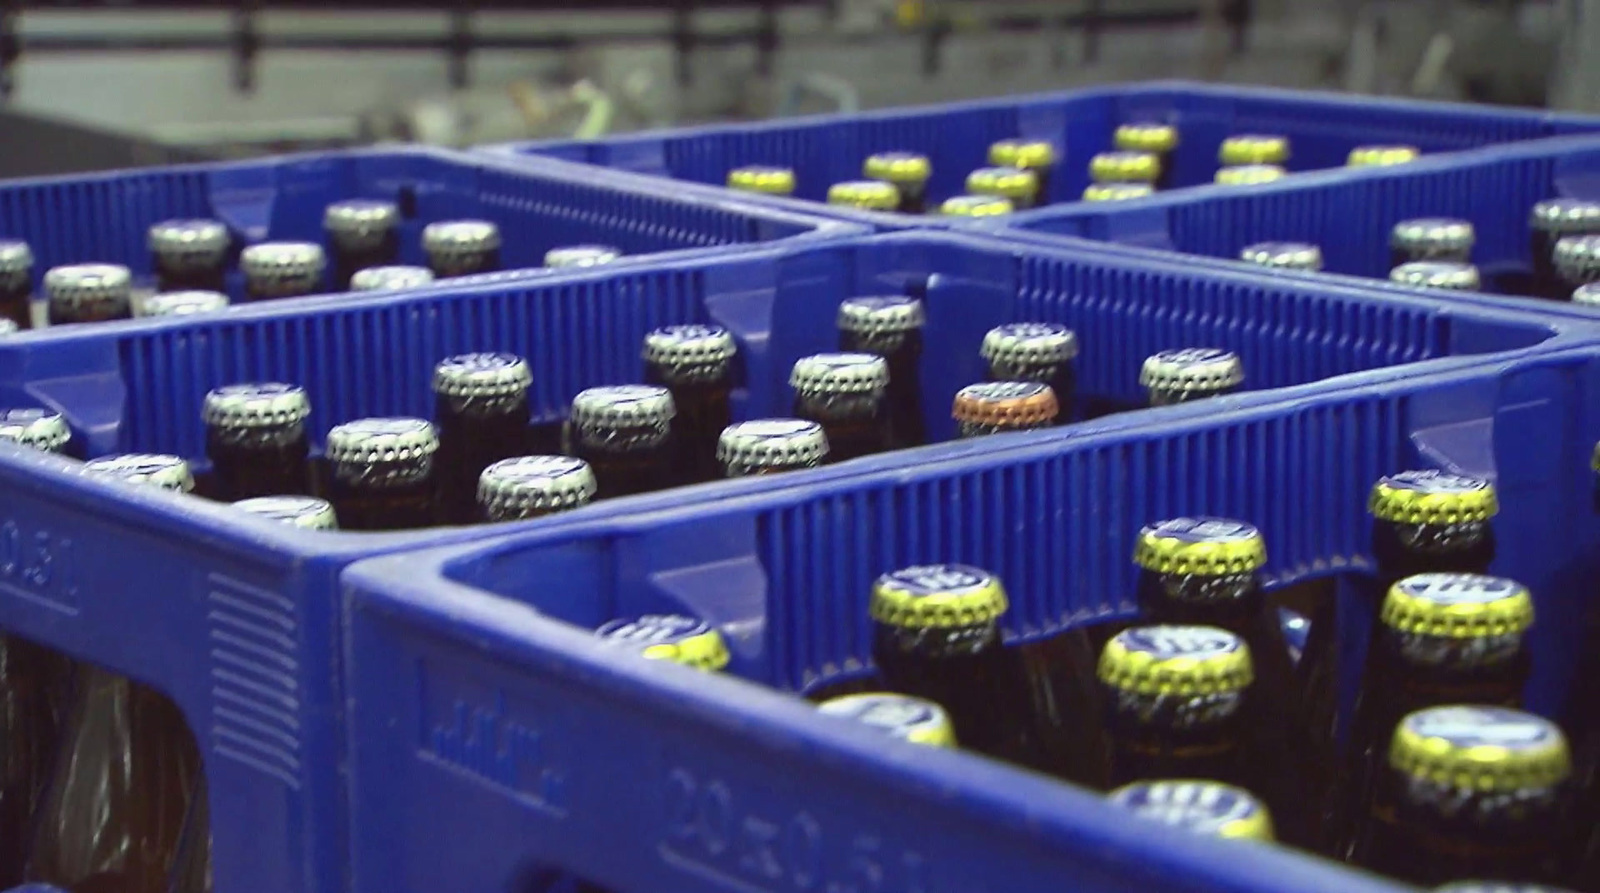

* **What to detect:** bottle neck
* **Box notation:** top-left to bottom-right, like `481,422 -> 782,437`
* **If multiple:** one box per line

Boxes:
1372,519 -> 1495,583
874,620 -> 999,660
796,391 -> 883,422
1137,569 -> 1265,624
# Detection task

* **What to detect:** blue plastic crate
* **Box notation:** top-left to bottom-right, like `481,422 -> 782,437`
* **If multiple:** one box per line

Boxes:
340,343 -> 1600,893
484,80 -> 1600,229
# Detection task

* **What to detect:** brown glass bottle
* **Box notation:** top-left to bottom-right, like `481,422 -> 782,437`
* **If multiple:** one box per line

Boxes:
988,140 -> 1058,205
202,382 -> 312,502
863,152 -> 932,214
325,417 -> 439,530
45,264 -> 133,326
838,297 -> 925,448
1390,218 -> 1475,270
980,323 -> 1078,419
0,408 -> 73,456
147,219 -> 230,294
643,324 -> 738,484
951,381 -> 1058,437
1530,199 -> 1600,299
423,220 -> 501,278
0,240 -> 33,331
1555,235 -> 1600,295
349,265 -> 435,292
789,353 -> 890,463
1140,348 -> 1244,407
716,419 -> 829,477
240,242 -> 327,302
0,634 -> 73,888
432,353 -> 532,524
323,199 -> 399,289
477,455 -> 597,522
566,385 -> 677,500
1113,124 -> 1178,191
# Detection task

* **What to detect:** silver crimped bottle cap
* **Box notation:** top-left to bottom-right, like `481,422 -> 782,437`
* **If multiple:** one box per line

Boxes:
83,453 -> 194,492
0,239 -> 32,276
545,245 -> 621,269
837,296 -> 925,336
0,408 -> 70,453
326,417 -> 439,476
1239,241 -> 1323,272
1531,198 -> 1600,235
240,242 -> 327,295
717,419 -> 829,475
147,219 -> 231,268
350,265 -> 435,292
141,290 -> 229,317
642,324 -> 738,385
432,352 -> 533,400
1140,348 -> 1244,395
1555,234 -> 1600,280
1390,261 -> 1481,291
44,264 -> 133,315
423,220 -> 501,272
570,385 -> 676,448
478,455 -> 597,520
322,199 -> 399,250
0,319 -> 18,336
1390,218 -> 1475,254
790,353 -> 890,397
981,322 -> 1079,366
232,495 -> 339,530
1573,282 -> 1600,306
202,383 -> 311,431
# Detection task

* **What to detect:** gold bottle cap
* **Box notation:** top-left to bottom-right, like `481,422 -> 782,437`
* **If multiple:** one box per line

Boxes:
1347,144 -> 1420,167
728,165 -> 797,196
1083,183 -> 1154,202
940,195 -> 1014,217
1115,122 -> 1179,154
951,381 -> 1059,429
1090,151 -> 1161,184
1381,574 -> 1533,639
596,615 -> 730,671
1389,705 -> 1570,793
966,166 -> 1039,201
1108,780 -> 1275,841
1098,625 -> 1254,697
1219,134 -> 1290,166
1134,517 -> 1266,576
988,139 -> 1058,171
869,564 -> 1008,630
1214,164 -> 1286,186
828,180 -> 901,211
819,693 -> 957,748
1369,470 -> 1498,524
863,151 -> 932,186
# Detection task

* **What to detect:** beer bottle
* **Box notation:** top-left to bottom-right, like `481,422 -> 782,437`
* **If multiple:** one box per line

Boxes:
966,167 -> 1040,211
566,385 -> 677,500
987,139 -> 1058,203
980,322 -> 1078,416
324,418 -> 439,531
0,629 -> 72,888
716,419 -> 829,477
1573,282 -> 1600,306
1088,151 -> 1161,188
323,199 -> 399,289
789,353 -> 890,462
0,408 -> 72,455
240,242 -> 326,302
1350,706 -> 1571,885
477,455 -> 596,522
827,180 -> 900,213
432,352 -> 532,523
1140,348 -> 1244,407
1391,218 -> 1475,268
83,453 -> 195,493
1114,123 -> 1179,191
0,239 -> 31,331
1530,199 -> 1600,299
422,220 -> 501,278
1240,241 -> 1323,273
727,165 -> 797,198
1348,145 -> 1419,168
349,265 -> 434,292
45,263 -> 132,326
139,290 -> 228,318
939,195 -> 1013,217
642,324 -> 738,483
147,219 -> 230,294
863,152 -> 932,214
1214,164 -> 1286,186
1082,183 -> 1153,202
817,692 -> 957,748
951,381 -> 1058,437
1555,234 -> 1600,293
595,614 -> 729,672
1108,779 -> 1275,841
202,383 -> 312,502
1219,134 -> 1290,169
545,245 -> 621,270
1391,260 -> 1482,292
232,494 -> 339,530
837,296 -> 925,449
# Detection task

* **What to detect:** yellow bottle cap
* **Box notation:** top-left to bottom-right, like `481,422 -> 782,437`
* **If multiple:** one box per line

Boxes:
1381,574 -> 1534,639
951,381 -> 1059,430
818,692 -> 957,748
1348,144 -> 1420,167
1108,780 -> 1275,841
940,195 -> 1014,217
1134,517 -> 1266,576
827,179 -> 901,211
1219,134 -> 1290,166
1214,164 -> 1286,186
988,139 -> 1058,171
1090,151 -> 1161,184
727,165 -> 797,196
1389,706 -> 1570,793
863,151 -> 932,186
1098,625 -> 1254,697
1083,183 -> 1154,202
1369,470 -> 1498,524
966,166 -> 1040,201
1115,122 -> 1179,154
869,564 -> 1008,629
595,615 -> 730,671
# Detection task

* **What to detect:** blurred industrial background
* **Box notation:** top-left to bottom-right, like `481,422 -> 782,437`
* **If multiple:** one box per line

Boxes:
0,0 -> 1592,174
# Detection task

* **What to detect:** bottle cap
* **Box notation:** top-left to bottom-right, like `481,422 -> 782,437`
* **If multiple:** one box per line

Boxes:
0,408 -> 70,452
322,199 -> 399,250
863,151 -> 932,186
951,381 -> 1059,430
1083,183 -> 1154,202
1555,234 -> 1600,281
0,319 -> 15,336
1381,573 -> 1533,639
1139,348 -> 1244,396
141,290 -> 229,317
790,352 -> 890,398
988,139 -> 1058,171
1218,134 -> 1289,166
966,166 -> 1040,201
1389,705 -> 1570,793
422,220 -> 502,272
1530,198 -> 1600,235
569,385 -> 676,450
1214,164 -> 1285,186
869,564 -> 1008,630
717,419 -> 829,475
232,495 -> 339,530
939,195 -> 1014,217
1098,625 -> 1254,697
1369,470 -> 1498,524
545,245 -> 622,269
595,614 -> 730,671
44,263 -> 133,317
1592,439 -> 1600,474
325,417 -> 439,474
349,265 -> 435,292
1390,261 -> 1481,291
1089,151 -> 1161,184
1347,144 -> 1420,167
827,180 -> 900,211
1437,883 -> 1580,893
202,382 -> 311,433
1239,241 -> 1323,272
1390,218 -> 1475,255
818,693 -> 956,748
1573,282 -> 1600,306
1135,517 -> 1266,576
432,352 -> 533,400
83,453 -> 194,492
1114,123 -> 1179,154
727,165 -> 797,196
147,218 -> 231,268
478,455 -> 597,520
981,322 -> 1079,367
642,324 -> 738,385
0,239 -> 32,280
240,242 -> 327,296
1108,780 -> 1275,841
837,296 -> 925,337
